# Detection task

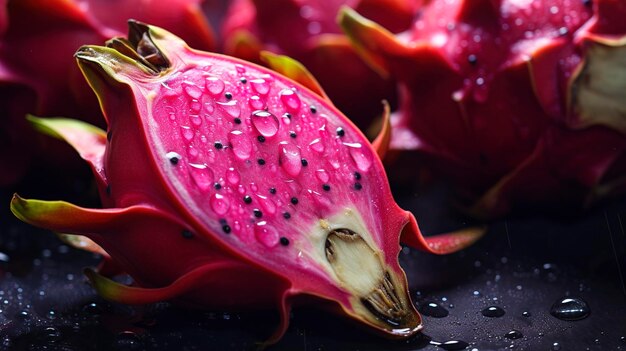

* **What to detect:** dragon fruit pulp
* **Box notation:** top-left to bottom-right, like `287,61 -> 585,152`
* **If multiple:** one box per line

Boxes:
221,0 -> 419,129
10,22 -> 482,341
0,0 -> 214,187
340,0 -> 626,218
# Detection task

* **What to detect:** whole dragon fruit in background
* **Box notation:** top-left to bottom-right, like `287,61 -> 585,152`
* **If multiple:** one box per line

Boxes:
221,0 -> 419,129
11,22 -> 481,342
340,0 -> 626,218
0,0 -> 214,187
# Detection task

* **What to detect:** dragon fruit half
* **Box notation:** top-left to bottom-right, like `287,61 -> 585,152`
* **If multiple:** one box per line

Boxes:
10,22 -> 481,341
221,0 -> 419,128
340,0 -> 626,218
0,0 -> 214,187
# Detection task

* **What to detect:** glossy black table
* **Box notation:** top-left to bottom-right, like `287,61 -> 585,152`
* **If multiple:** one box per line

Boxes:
1,168 -> 625,351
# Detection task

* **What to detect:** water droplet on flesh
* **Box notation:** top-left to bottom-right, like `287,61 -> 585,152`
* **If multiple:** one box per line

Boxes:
228,130 -> 253,160
345,143 -> 371,172
217,100 -> 241,118
309,138 -> 325,153
226,168 -> 240,185
279,143 -> 302,177
189,163 -> 214,191
205,76 -> 225,95
210,193 -> 230,215
249,96 -> 265,110
279,89 -> 301,111
251,110 -> 280,137
256,195 -> 276,215
250,78 -> 270,95
254,221 -> 279,248
316,169 -> 329,183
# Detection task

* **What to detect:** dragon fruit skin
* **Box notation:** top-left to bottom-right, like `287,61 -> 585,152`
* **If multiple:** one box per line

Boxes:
0,0 -> 214,187
340,0 -> 626,218
11,22 -> 482,341
221,0 -> 418,128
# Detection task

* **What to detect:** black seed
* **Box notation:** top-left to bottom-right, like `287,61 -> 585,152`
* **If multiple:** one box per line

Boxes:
280,237 -> 290,246
225,92 -> 233,100
234,117 -> 242,124
166,152 -> 181,165
290,197 -> 299,205
283,113 -> 292,119
468,54 -> 477,65
253,209 -> 263,218
258,158 -> 266,165
336,127 -> 345,137
354,182 -> 363,190
106,131 -> 112,141
240,77 -> 247,84
310,105 -> 317,114
244,195 -> 252,204
269,187 -> 276,194
301,158 -> 308,166
582,0 -> 591,6
322,184 -> 330,191
283,212 -> 291,219
222,225 -> 231,233
105,184 -> 111,195
214,183 -> 222,190
214,142 -> 223,149
219,218 -> 227,225
257,135 -> 266,143
354,171 -> 361,180
290,131 -> 297,138
181,230 -> 194,239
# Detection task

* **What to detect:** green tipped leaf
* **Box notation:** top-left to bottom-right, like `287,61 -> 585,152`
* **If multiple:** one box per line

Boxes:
260,51 -> 329,100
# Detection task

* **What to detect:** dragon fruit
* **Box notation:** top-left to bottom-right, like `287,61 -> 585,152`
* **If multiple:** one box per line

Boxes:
340,0 -> 626,218
221,0 -> 418,128
0,0 -> 214,187
10,22 -> 482,341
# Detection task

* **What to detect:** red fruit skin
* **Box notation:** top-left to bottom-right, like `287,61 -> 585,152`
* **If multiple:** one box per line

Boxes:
341,0 -> 626,218
221,0 -> 416,129
0,0 -> 214,187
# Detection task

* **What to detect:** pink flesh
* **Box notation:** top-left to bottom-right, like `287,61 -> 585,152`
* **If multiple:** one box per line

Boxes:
136,53 -> 404,298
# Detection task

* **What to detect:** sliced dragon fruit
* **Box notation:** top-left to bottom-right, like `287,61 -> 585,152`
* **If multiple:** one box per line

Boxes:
10,22 -> 481,342
340,0 -> 626,218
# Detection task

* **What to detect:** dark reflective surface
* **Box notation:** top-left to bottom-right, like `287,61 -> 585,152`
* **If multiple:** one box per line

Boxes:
1,169 -> 625,350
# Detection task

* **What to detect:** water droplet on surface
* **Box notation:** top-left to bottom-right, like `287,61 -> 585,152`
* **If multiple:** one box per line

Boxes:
183,82 -> 202,99
431,339 -> 470,351
188,163 -> 214,191
279,89 -> 301,111
228,130 -> 253,160
210,193 -> 230,215
115,331 -> 143,351
505,330 -> 523,339
279,143 -> 302,177
254,221 -> 279,248
550,297 -> 590,321
250,78 -> 270,95
481,306 -> 505,317
419,301 -> 449,318
251,110 -> 280,137
217,100 -> 241,118
205,76 -> 225,95
552,342 -> 561,350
